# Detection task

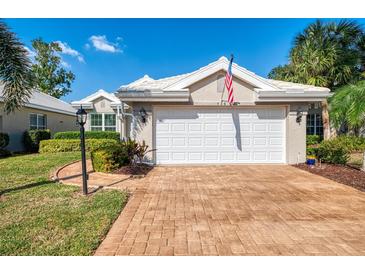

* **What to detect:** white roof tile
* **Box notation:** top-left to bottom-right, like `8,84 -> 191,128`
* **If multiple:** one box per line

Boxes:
119,56 -> 330,92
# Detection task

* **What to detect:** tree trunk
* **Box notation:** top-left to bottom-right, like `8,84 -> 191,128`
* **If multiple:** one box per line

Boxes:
322,99 -> 331,140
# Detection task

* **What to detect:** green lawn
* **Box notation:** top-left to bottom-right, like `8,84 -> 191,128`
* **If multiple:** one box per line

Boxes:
0,152 -> 128,255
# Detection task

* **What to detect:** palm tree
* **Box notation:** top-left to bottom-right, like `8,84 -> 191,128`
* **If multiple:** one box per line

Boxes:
330,81 -> 365,136
0,21 -> 32,113
268,20 -> 365,139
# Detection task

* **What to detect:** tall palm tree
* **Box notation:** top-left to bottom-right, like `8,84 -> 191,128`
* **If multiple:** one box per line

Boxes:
0,21 -> 32,113
268,20 -> 365,139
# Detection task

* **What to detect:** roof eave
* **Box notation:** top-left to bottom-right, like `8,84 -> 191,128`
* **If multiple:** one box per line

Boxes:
256,89 -> 331,102
116,89 -> 190,102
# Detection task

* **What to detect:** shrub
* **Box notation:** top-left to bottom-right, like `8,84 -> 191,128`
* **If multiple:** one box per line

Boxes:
54,131 -> 120,141
0,132 -> 10,149
317,140 -> 350,164
39,139 -> 118,153
306,146 -> 319,156
23,129 -> 51,152
332,135 -> 365,152
306,135 -> 321,146
121,139 -> 155,165
91,145 -> 129,172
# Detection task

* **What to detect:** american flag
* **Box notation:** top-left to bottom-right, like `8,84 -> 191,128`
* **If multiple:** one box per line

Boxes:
225,56 -> 234,104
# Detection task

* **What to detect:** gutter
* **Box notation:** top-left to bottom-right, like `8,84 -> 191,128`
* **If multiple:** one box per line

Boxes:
116,88 -> 190,102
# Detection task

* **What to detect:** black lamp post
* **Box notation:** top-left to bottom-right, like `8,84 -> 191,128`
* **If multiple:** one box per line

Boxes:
76,106 -> 88,195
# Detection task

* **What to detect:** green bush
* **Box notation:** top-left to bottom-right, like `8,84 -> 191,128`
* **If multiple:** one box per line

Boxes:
91,145 -> 129,172
317,140 -> 350,164
54,131 -> 120,141
306,135 -> 321,146
0,132 -> 10,149
23,129 -> 51,152
332,135 -> 365,152
39,139 -> 118,153
306,146 -> 319,156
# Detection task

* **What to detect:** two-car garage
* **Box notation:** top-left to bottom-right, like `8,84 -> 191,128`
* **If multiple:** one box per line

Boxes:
154,107 -> 286,164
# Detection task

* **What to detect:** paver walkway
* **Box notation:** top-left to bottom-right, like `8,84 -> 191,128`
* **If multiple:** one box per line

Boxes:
57,162 -> 365,255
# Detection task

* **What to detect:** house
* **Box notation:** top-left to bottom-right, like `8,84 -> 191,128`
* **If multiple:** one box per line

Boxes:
73,56 -> 330,165
0,86 -> 77,151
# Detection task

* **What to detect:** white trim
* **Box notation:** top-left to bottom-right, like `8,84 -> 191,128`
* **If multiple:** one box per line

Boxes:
25,102 -> 75,116
29,113 -> 47,130
71,89 -> 123,109
164,57 -> 278,91
89,112 -> 117,132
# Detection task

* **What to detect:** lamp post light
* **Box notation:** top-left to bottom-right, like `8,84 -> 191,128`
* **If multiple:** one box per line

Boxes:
76,106 -> 88,195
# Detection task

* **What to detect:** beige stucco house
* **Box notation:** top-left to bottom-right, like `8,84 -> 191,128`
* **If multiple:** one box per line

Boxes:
72,57 -> 330,165
0,86 -> 77,151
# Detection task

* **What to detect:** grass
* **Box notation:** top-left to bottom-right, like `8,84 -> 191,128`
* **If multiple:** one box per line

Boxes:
0,152 -> 128,255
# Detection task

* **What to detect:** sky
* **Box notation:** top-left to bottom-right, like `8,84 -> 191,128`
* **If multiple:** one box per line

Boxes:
5,18 -> 365,102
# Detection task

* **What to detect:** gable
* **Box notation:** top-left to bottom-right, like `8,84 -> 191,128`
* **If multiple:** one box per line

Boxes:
188,71 -> 257,104
92,97 -> 115,113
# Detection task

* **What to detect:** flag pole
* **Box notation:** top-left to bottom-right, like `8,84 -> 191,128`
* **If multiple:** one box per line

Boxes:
220,54 -> 234,106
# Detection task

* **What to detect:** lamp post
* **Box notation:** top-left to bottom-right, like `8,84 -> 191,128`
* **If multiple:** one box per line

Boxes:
76,106 -> 88,195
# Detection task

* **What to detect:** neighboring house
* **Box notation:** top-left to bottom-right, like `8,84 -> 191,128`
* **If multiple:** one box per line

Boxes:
0,86 -> 77,151
73,56 -> 330,165
71,89 -> 124,133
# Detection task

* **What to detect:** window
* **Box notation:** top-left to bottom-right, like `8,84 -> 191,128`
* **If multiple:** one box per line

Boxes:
90,113 -> 116,131
306,113 -> 323,137
29,114 -> 47,130
104,114 -> 116,131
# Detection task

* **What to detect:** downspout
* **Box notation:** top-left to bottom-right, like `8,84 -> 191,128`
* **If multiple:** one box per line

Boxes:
117,103 -> 136,140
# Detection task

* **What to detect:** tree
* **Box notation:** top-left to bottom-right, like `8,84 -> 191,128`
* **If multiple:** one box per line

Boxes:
31,38 -> 75,98
0,21 -> 32,113
268,19 -> 365,138
330,81 -> 365,136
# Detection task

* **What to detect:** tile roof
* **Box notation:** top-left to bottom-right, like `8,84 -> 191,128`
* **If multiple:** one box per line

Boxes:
0,84 -> 75,115
119,56 -> 330,92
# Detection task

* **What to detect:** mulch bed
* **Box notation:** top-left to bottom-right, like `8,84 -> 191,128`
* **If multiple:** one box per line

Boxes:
295,163 -> 365,192
113,164 -> 153,176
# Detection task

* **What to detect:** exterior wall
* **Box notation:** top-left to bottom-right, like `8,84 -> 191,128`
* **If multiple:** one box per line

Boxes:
286,103 -> 308,164
84,97 -> 120,133
0,103 -> 76,151
189,71 -> 256,104
130,102 -> 154,162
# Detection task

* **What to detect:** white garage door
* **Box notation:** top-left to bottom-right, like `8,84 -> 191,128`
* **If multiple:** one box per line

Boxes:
155,107 -> 286,164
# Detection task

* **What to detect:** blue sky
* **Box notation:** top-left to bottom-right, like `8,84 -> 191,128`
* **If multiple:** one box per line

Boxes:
5,18 -> 365,102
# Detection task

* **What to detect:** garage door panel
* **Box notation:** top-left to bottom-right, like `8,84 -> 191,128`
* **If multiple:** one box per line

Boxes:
155,107 -> 285,164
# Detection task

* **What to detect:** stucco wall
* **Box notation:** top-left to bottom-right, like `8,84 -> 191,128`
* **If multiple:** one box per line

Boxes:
0,103 -> 77,151
189,70 -> 256,104
286,103 -> 308,164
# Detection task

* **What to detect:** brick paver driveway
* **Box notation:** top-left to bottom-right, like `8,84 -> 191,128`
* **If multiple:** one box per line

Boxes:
95,165 -> 365,255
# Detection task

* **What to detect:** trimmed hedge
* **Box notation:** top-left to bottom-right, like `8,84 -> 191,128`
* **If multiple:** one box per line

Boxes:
23,129 -> 51,152
317,139 -> 350,164
39,139 -> 118,153
91,145 -> 129,172
54,131 -> 120,141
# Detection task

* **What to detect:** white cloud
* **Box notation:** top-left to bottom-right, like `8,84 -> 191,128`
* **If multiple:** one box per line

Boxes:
61,60 -> 71,68
84,43 -> 91,50
88,35 -> 122,53
56,41 -> 85,63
